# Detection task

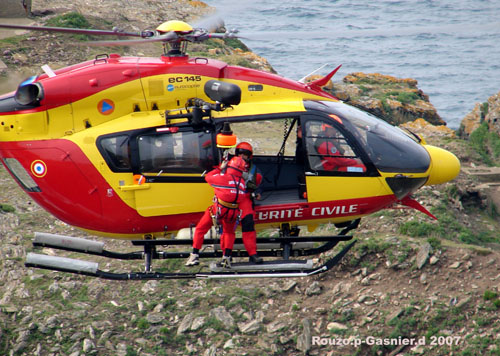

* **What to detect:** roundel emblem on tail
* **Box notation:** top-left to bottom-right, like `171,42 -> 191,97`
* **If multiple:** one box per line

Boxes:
31,160 -> 47,178
98,99 -> 115,115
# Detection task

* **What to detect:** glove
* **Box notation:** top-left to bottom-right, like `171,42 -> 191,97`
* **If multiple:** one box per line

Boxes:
246,180 -> 257,191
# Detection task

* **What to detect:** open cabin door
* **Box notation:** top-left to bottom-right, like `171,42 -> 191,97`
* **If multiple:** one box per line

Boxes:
130,127 -> 216,217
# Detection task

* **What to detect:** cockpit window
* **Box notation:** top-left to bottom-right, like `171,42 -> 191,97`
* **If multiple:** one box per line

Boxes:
137,130 -> 214,174
304,120 -> 366,173
99,135 -> 131,171
310,101 -> 431,173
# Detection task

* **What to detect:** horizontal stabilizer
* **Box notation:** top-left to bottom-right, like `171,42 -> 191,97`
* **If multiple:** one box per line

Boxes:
26,253 -> 99,274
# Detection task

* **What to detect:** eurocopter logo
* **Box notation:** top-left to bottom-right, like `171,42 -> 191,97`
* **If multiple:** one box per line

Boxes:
167,84 -> 175,92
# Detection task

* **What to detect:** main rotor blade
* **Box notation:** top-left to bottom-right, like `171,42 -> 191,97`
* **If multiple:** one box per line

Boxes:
81,32 -> 178,46
192,12 -> 225,33
0,23 -> 142,37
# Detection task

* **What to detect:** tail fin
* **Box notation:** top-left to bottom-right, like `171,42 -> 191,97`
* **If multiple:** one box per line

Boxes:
306,64 -> 342,88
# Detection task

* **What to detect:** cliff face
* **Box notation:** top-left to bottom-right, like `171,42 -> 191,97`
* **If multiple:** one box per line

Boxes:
328,72 -> 446,126
460,91 -> 500,137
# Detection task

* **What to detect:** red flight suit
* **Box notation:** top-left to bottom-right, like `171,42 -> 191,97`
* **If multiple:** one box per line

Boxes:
317,141 -> 365,172
192,166 -> 246,253
239,163 -> 262,256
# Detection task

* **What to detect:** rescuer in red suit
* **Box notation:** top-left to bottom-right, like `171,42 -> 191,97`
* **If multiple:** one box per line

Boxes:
316,124 -> 365,172
235,142 -> 264,264
185,156 -> 248,268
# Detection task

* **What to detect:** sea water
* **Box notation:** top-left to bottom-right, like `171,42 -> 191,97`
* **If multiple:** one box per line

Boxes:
205,0 -> 500,128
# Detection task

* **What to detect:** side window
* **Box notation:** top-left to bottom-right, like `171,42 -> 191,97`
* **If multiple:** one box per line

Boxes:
99,135 -> 131,171
137,130 -> 214,174
305,120 -> 366,173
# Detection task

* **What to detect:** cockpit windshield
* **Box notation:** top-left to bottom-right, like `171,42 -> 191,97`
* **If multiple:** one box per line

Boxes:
309,101 -> 430,173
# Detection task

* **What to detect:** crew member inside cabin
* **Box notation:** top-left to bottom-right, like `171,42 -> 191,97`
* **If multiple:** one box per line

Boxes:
315,123 -> 366,172
295,123 -> 307,199
235,142 -> 263,264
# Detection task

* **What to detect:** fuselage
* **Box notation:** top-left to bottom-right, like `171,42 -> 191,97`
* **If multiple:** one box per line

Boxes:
0,53 -> 460,238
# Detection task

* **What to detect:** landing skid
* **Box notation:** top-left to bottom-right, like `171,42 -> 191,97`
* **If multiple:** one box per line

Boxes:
25,219 -> 360,280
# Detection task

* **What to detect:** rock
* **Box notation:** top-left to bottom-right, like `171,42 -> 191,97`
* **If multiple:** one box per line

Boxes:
223,338 -> 235,349
281,280 -> 297,292
331,72 -> 445,126
305,281 -> 322,296
146,312 -> 165,324
141,280 -> 158,294
296,318 -> 312,354
13,341 -> 28,354
0,59 -> 7,74
238,319 -> 261,334
137,301 -> 145,312
456,296 -> 472,309
45,315 -> 59,328
204,344 -> 217,356
82,338 -> 95,353
416,243 -> 431,269
460,91 -> 500,138
401,118 -> 456,139
177,313 -> 195,335
429,256 -> 439,265
266,319 -> 287,333
387,308 -> 405,324
326,322 -> 348,331
449,262 -> 461,269
420,273 -> 427,284
204,328 -> 217,336
191,316 -> 205,331
209,306 -> 234,329
153,303 -> 164,313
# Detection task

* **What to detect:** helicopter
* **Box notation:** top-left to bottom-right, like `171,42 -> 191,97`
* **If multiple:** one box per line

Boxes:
0,18 -> 460,280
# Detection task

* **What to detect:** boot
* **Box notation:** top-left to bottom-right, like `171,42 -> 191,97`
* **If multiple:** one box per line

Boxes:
185,253 -> 199,266
249,254 -> 263,264
216,255 -> 232,269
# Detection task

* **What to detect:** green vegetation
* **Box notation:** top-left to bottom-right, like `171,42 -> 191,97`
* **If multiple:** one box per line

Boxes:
483,290 -> 500,309
480,102 -> 489,120
468,121 -> 500,166
398,192 -> 497,246
374,90 -> 420,107
223,37 -> 250,51
45,12 -> 92,41
483,290 -> 498,301
46,12 -> 91,29
0,204 -> 15,213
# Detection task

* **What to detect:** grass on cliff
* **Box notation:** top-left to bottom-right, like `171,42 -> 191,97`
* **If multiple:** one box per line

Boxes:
398,184 -> 498,246
468,121 -> 500,166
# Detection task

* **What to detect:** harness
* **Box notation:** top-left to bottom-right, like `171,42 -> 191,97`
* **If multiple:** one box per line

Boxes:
213,174 -> 244,223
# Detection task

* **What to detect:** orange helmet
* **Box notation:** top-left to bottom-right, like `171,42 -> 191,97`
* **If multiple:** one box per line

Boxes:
226,156 -> 247,177
235,142 -> 253,158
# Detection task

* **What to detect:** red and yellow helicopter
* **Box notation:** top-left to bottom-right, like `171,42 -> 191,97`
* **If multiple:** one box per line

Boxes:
0,19 -> 460,279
